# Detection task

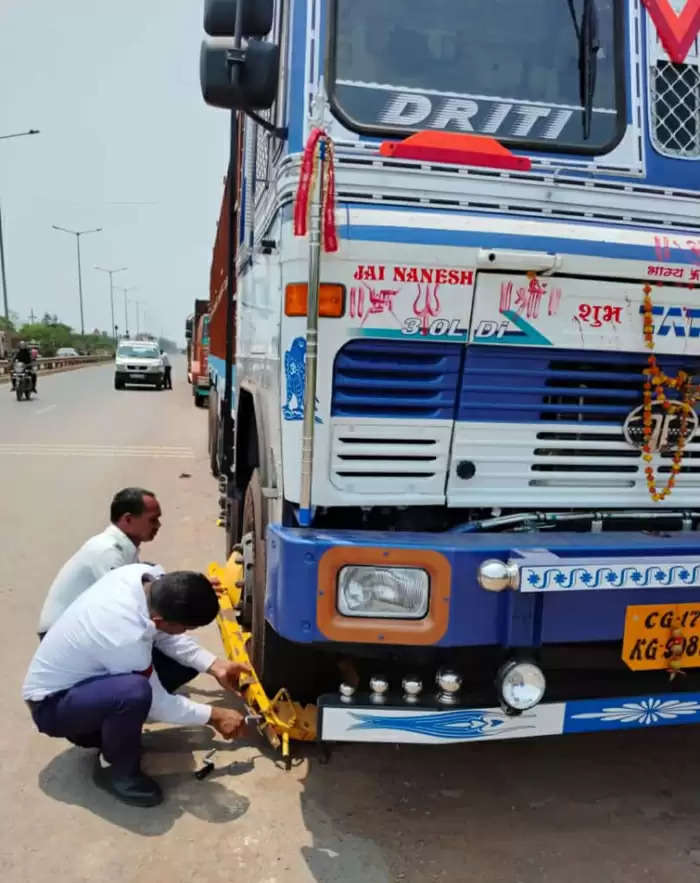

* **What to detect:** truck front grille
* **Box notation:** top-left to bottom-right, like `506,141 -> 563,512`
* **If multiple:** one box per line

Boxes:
459,347 -> 700,425
331,339 -> 462,419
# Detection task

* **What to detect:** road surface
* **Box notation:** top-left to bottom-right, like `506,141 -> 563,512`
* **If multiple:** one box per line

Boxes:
2,361 -> 700,883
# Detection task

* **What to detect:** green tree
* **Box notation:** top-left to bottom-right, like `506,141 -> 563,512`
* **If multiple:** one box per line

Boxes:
19,322 -> 73,356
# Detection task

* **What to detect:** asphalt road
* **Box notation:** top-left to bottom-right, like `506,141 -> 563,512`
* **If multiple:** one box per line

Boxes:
2,361 -> 700,883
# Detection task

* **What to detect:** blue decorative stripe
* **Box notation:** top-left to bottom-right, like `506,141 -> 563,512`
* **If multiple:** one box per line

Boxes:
525,564 -> 700,590
458,345 -> 700,425
331,338 -> 463,419
348,709 -> 517,739
342,222 -> 700,263
323,692 -> 700,744
565,694 -> 700,733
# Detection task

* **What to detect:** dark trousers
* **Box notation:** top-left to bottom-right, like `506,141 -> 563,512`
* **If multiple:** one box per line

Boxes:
29,674 -> 151,776
164,366 -> 172,389
29,648 -> 198,772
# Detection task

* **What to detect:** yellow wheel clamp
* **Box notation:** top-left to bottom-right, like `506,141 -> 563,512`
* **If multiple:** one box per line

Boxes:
208,553 -> 317,768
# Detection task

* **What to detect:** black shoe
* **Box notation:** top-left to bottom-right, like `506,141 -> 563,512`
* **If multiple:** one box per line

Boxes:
93,762 -> 163,807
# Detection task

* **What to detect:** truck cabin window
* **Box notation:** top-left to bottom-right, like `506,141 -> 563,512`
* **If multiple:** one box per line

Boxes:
329,0 -> 624,154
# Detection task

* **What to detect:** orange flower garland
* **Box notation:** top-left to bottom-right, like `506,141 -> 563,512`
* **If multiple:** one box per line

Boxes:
641,283 -> 696,502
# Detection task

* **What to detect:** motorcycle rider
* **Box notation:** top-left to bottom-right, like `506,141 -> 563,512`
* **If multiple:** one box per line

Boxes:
10,340 -> 37,393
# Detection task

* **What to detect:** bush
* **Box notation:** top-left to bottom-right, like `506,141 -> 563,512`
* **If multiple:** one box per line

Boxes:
18,323 -> 115,357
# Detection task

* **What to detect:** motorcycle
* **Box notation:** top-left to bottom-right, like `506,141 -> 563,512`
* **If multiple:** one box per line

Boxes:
12,362 -> 34,401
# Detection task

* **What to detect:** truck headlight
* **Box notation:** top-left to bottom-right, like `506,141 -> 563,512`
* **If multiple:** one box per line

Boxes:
337,566 -> 429,619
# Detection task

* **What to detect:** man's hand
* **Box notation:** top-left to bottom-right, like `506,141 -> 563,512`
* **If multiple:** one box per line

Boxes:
208,658 -> 251,692
209,706 -> 246,740
209,576 -> 226,597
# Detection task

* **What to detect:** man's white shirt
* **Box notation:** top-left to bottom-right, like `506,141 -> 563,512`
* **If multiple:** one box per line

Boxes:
37,524 -> 141,634
24,564 -> 216,726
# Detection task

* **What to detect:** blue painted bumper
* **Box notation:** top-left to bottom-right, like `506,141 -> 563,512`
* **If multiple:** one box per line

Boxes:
318,690 -> 700,744
266,525 -> 700,646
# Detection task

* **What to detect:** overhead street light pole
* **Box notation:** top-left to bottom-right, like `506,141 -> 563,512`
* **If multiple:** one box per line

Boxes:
52,226 -> 102,335
133,298 -> 144,336
0,205 -> 9,324
115,285 -> 137,338
95,266 -> 127,342
0,130 -> 40,141
0,128 -> 40,321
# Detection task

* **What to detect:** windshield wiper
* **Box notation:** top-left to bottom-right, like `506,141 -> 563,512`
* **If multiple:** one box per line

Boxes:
567,0 -> 600,140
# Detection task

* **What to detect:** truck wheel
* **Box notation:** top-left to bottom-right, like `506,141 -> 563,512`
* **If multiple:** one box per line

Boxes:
242,469 -> 318,701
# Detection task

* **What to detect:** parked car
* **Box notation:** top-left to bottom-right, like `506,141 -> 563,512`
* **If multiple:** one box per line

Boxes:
56,347 -> 79,357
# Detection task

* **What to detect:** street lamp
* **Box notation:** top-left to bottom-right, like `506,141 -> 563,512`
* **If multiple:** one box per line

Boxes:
115,285 -> 137,337
95,266 -> 127,342
0,130 -> 40,141
0,128 -> 40,321
132,298 -> 144,336
52,226 -> 102,335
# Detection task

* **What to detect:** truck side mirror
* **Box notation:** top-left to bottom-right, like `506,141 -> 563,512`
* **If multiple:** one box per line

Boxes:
204,0 -> 274,38
200,38 -> 280,111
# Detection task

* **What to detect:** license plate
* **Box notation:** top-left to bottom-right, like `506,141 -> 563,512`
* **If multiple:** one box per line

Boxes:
129,373 -> 145,379
623,603 -> 700,671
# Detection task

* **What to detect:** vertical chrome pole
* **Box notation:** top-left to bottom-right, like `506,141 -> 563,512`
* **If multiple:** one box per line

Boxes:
298,141 -> 324,526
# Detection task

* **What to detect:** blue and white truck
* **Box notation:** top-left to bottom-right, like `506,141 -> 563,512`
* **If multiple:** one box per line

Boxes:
201,0 -> 700,746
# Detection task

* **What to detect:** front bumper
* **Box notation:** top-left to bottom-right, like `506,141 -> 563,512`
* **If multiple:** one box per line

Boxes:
319,689 -> 700,744
116,371 -> 164,386
266,525 -> 700,647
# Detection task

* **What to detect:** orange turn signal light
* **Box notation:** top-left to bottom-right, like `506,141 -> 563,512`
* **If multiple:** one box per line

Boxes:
285,283 -> 345,317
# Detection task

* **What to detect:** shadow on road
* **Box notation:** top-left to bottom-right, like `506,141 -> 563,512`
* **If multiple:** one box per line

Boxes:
296,727 -> 700,883
37,726 -> 251,836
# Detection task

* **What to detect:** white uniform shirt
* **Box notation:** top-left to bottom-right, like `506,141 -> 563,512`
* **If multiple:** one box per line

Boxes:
23,564 -> 216,726
38,524 -> 140,634
161,352 -> 171,367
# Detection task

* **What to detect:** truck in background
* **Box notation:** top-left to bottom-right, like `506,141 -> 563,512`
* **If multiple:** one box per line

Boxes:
185,298 -> 208,384
200,1 -> 700,748
191,312 -> 211,408
205,185 -> 236,477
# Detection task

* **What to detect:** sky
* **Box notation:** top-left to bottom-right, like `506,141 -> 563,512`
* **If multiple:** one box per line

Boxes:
0,0 -> 229,342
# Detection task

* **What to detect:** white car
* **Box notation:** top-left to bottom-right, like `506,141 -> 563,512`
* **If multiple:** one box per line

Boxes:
56,347 -> 79,357
114,340 -> 164,390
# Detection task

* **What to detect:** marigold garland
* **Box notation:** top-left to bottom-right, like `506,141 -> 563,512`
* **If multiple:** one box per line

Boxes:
641,283 -> 696,502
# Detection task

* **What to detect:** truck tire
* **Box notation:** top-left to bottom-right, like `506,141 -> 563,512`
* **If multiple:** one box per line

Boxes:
242,469 -> 318,701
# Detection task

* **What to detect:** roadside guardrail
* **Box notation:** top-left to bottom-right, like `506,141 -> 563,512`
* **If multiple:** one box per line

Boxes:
0,354 -> 113,383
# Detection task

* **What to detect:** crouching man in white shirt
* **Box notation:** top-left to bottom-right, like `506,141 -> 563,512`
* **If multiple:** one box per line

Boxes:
23,564 -> 248,808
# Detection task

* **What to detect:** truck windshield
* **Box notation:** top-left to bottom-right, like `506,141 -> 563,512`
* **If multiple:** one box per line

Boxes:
329,0 -> 623,154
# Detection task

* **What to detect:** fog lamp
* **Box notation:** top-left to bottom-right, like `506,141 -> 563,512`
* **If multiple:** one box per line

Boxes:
497,661 -> 546,712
